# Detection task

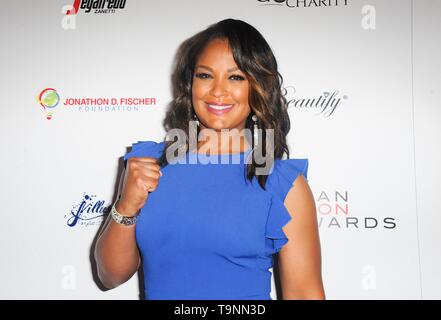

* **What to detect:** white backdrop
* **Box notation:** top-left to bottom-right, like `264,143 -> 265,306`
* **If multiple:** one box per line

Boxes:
0,0 -> 440,299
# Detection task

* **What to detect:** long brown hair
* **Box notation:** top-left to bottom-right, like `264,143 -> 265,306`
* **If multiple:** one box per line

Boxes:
157,18 -> 291,190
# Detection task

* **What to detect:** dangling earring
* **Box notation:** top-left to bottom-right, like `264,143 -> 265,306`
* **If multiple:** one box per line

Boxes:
252,114 -> 258,149
194,114 -> 199,127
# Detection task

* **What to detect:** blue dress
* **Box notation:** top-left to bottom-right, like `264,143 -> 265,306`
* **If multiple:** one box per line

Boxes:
123,140 -> 309,300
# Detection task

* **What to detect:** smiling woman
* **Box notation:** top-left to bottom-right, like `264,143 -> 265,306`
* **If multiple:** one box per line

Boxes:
94,18 -> 325,300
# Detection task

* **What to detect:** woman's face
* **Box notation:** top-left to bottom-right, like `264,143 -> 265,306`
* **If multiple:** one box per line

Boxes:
192,38 -> 251,133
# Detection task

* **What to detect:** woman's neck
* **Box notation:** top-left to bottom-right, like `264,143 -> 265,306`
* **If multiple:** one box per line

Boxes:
194,128 -> 251,155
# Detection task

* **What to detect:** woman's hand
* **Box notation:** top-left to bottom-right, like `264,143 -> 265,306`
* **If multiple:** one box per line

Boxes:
116,157 -> 162,217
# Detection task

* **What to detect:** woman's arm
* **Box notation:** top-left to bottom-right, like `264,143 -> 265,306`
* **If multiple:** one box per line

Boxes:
94,156 -> 161,289
94,167 -> 141,289
278,174 -> 326,300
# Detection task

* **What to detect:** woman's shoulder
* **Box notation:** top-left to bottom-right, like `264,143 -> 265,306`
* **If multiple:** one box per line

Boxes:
264,157 -> 309,202
123,140 -> 166,161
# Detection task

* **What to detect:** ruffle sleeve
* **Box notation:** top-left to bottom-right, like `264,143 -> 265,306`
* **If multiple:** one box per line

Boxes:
265,194 -> 293,254
265,158 -> 309,203
264,158 -> 309,254
123,140 -> 165,163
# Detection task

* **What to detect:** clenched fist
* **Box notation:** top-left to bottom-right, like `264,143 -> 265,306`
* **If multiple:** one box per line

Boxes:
116,157 -> 162,217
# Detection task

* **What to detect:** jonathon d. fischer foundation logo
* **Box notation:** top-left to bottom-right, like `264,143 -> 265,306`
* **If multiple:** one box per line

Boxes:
36,88 -> 61,120
36,87 -> 157,120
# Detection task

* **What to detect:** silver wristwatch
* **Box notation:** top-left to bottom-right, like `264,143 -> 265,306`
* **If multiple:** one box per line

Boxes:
111,201 -> 139,226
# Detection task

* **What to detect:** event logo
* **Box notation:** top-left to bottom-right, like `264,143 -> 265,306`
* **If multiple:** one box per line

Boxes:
36,87 -> 157,120
36,88 -> 61,120
62,1 -> 127,29
66,193 -> 110,227
283,86 -> 347,117
63,97 -> 156,112
65,0 -> 127,15
257,0 -> 349,7
317,190 -> 397,230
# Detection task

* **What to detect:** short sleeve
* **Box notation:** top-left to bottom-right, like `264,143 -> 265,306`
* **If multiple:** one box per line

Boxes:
265,158 -> 309,203
265,194 -> 293,254
263,158 -> 309,254
123,140 -> 165,163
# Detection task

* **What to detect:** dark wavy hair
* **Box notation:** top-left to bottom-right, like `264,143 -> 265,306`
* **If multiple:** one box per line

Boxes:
157,18 -> 291,190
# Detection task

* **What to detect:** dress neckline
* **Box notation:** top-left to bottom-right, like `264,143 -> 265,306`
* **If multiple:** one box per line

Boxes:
185,147 -> 253,164
189,148 -> 252,156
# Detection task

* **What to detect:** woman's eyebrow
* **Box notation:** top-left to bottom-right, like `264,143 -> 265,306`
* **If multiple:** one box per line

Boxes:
195,65 -> 240,72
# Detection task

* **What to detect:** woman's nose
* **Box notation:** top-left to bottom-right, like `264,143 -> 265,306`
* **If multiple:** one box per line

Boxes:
210,78 -> 228,97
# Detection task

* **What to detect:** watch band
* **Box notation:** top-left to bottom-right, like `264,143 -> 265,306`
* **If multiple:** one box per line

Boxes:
111,201 -> 139,226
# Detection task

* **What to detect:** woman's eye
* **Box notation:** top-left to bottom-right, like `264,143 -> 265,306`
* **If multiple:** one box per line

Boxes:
195,73 -> 211,79
230,75 -> 245,81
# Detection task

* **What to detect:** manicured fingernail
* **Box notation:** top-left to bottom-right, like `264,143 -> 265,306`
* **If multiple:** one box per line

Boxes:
159,170 -> 162,176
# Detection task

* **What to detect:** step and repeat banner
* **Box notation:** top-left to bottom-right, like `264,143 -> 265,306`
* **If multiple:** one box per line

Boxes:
0,0 -> 440,299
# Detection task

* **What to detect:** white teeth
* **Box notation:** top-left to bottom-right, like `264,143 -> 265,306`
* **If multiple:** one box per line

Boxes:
207,104 -> 233,110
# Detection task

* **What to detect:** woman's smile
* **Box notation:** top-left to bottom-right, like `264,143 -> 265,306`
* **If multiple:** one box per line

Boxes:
205,101 -> 235,115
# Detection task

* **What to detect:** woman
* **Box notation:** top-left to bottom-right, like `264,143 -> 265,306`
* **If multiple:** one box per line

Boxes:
94,18 -> 325,300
